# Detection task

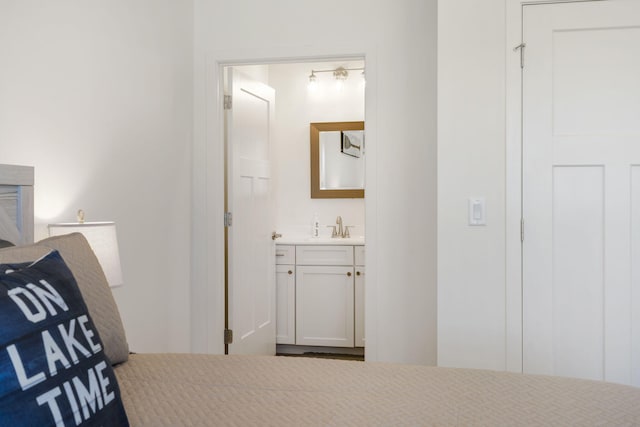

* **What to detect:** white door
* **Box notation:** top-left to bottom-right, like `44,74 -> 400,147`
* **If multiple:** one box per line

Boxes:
226,68 -> 276,355
522,0 -> 640,385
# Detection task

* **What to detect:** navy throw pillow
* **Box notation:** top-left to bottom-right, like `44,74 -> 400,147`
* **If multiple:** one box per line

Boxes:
0,250 -> 129,427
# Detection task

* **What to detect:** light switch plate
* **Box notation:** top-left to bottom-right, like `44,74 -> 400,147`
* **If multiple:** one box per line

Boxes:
469,197 -> 486,226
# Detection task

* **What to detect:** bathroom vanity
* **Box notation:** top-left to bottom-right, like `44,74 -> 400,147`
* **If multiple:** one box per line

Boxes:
275,238 -> 364,349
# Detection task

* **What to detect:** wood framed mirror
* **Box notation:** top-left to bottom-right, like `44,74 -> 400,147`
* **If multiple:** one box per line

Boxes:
310,121 -> 365,198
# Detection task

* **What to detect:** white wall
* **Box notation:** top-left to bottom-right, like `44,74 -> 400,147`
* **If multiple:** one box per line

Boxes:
0,0 -> 438,363
266,61 -> 365,238
437,0 -> 508,370
0,1 -> 194,353
193,0 -> 438,364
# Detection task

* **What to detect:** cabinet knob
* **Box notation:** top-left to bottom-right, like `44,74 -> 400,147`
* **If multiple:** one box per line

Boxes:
347,271 -> 352,277
288,270 -> 293,275
356,271 -> 361,276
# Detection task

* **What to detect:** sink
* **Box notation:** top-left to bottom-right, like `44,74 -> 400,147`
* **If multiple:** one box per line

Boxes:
305,236 -> 364,244
277,235 -> 365,245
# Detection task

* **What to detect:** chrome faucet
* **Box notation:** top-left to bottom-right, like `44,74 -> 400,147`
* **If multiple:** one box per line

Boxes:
336,216 -> 343,238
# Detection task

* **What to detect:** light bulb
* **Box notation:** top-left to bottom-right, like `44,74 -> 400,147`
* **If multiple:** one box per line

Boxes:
308,71 -> 318,91
309,71 -> 317,83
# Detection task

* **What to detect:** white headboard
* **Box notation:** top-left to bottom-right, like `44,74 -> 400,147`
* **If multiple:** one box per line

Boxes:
0,164 -> 34,245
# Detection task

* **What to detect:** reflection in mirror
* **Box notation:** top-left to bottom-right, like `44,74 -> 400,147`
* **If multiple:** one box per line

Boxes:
319,130 -> 364,189
341,130 -> 363,158
311,121 -> 364,198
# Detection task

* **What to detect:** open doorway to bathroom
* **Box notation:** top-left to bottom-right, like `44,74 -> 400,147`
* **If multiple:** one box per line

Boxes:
224,59 -> 366,360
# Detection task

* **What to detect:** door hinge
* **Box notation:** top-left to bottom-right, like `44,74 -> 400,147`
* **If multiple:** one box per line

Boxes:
521,218 -> 525,243
224,211 -> 233,227
224,95 -> 232,110
224,329 -> 233,345
513,43 -> 526,68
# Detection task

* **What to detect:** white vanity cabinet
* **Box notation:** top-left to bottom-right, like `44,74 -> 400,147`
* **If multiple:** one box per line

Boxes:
275,246 -> 295,345
275,243 -> 364,349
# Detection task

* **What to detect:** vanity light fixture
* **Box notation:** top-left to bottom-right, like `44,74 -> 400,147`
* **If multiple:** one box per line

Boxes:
308,66 -> 365,85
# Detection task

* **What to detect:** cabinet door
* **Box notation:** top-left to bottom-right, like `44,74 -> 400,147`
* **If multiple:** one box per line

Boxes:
296,266 -> 354,347
276,265 -> 295,345
355,268 -> 365,347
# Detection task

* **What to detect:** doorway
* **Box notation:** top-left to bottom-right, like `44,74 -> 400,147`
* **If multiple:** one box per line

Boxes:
224,59 -> 367,356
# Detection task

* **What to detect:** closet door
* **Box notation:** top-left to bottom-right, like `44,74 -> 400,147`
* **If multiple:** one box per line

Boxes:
522,1 -> 640,385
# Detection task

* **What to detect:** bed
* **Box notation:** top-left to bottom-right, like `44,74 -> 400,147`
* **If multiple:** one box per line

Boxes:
1,164 -> 640,426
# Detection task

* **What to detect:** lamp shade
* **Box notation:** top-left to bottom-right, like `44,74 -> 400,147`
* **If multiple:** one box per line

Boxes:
48,222 -> 123,288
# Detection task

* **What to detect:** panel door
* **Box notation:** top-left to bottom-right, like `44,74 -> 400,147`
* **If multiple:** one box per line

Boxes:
227,68 -> 276,355
296,265 -> 354,347
522,1 -> 640,385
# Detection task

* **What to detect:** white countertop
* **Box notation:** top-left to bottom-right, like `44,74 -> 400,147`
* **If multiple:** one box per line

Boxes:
276,235 -> 365,245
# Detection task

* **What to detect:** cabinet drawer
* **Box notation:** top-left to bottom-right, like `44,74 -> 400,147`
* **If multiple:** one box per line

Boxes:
355,246 -> 365,266
275,245 -> 295,264
296,245 -> 354,266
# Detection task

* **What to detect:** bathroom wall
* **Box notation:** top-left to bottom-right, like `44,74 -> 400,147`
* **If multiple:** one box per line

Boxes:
267,61 -> 366,238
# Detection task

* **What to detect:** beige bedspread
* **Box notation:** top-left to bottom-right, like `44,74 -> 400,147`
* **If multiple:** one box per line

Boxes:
114,353 -> 640,426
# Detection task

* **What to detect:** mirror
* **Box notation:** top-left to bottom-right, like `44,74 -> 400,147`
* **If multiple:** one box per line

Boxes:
310,121 -> 365,198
